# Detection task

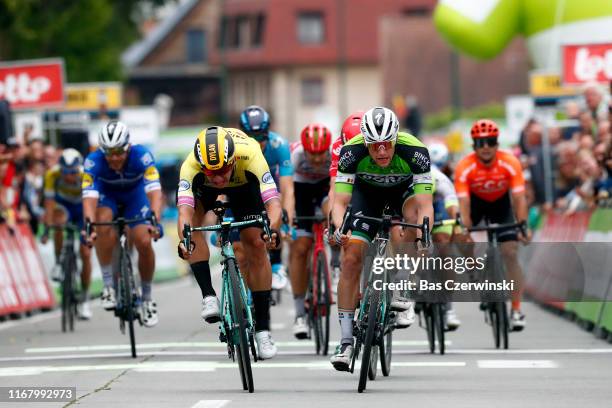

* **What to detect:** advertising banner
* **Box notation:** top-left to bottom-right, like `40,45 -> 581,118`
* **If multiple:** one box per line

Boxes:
0,59 -> 65,110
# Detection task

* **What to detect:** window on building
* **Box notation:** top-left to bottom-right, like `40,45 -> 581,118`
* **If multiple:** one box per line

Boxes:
236,15 -> 250,48
218,17 -> 228,49
301,77 -> 324,105
253,14 -> 266,47
402,7 -> 431,17
297,12 -> 324,45
186,29 -> 206,63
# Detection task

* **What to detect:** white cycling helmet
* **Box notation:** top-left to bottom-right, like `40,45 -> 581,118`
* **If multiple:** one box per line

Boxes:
99,121 -> 130,152
59,148 -> 83,169
360,107 -> 399,145
428,143 -> 449,167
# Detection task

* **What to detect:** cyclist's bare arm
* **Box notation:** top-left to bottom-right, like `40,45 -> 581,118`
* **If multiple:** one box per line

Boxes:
511,191 -> 528,225
147,189 -> 163,221
43,198 -> 56,226
404,193 -> 433,239
331,191 -> 351,229
458,196 -> 472,229
177,204 -> 195,241
83,197 -> 98,225
264,197 -> 282,231
279,175 -> 295,227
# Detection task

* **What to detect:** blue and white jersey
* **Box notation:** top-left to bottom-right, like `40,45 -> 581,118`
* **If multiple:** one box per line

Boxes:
263,131 -> 293,178
82,145 -> 161,199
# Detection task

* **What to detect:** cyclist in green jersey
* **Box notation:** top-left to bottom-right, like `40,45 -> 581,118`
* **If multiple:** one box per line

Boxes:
329,107 -> 434,371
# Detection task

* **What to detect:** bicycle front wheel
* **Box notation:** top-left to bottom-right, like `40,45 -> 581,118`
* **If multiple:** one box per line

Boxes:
228,259 -> 254,393
61,251 -> 75,333
358,289 -> 380,393
315,250 -> 331,356
424,304 -> 436,354
120,248 -> 137,358
434,304 -> 445,355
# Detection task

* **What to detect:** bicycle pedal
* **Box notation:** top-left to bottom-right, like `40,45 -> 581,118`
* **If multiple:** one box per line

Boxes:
219,332 -> 227,343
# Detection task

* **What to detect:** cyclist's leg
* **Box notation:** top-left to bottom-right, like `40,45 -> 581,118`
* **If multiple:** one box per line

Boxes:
488,194 -> 522,311
228,183 -> 274,339
181,180 -> 219,323
331,183 -> 378,369
50,205 -> 68,266
290,181 -> 317,324
121,187 -> 157,302
94,203 -> 117,288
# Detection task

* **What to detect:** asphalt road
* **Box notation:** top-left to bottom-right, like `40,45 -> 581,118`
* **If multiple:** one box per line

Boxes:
1,273 -> 612,408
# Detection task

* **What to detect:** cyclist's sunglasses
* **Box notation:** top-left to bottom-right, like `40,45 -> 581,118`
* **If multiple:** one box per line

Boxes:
61,168 -> 80,175
203,164 -> 233,177
473,137 -> 498,148
103,146 -> 128,156
248,130 -> 269,142
367,141 -> 395,151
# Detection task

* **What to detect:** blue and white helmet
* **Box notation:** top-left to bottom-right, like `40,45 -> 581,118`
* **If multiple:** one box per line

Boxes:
428,143 -> 450,168
360,107 -> 399,145
59,148 -> 83,169
99,121 -> 130,152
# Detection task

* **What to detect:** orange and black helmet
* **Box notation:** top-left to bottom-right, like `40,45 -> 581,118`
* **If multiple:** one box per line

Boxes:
470,119 -> 499,139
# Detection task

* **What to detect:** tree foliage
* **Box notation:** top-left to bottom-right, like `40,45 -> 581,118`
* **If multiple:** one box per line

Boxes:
0,0 -> 170,82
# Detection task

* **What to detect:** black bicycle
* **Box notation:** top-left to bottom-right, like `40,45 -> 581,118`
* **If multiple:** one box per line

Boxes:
86,214 -> 157,358
338,205 -> 430,393
44,224 -> 80,333
294,214 -> 333,356
183,202 -> 272,393
467,221 -> 526,350
417,218 -> 460,355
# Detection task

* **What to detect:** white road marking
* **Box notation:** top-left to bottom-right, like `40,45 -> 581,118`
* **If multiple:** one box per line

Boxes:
7,347 -> 612,363
477,360 -> 558,368
0,360 -> 469,376
308,361 -> 467,370
190,401 -> 230,408
24,340 -> 450,353
270,323 -> 286,330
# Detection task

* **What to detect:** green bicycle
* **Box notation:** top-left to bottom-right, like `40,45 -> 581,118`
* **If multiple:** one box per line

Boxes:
339,205 -> 431,393
182,202 -> 272,393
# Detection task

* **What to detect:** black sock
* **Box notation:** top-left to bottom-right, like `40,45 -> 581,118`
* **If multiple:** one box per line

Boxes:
252,290 -> 271,332
269,247 -> 281,265
191,261 -> 216,298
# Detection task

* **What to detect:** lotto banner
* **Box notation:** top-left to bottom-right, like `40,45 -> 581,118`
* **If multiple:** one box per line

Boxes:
0,58 -> 66,110
0,224 -> 55,316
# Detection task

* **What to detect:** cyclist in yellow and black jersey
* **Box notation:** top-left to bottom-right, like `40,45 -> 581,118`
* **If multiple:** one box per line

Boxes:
176,126 -> 282,360
41,149 -> 93,320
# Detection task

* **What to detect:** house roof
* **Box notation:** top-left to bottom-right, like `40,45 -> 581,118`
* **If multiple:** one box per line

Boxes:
121,0 -> 200,69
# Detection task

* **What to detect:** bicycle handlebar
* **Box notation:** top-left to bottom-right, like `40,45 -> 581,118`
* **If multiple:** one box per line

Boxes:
182,211 -> 272,256
467,220 -> 526,233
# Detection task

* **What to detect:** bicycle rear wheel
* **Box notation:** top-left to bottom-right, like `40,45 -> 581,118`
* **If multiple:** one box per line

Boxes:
358,289 -> 380,393
379,323 -> 392,376
489,303 -> 501,349
434,303 -> 445,355
315,250 -> 331,356
500,302 -> 509,349
61,251 -> 75,333
228,259 -> 254,393
120,248 -> 137,358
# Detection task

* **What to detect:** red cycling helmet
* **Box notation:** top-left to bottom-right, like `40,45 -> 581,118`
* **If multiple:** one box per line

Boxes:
341,110 -> 365,144
301,123 -> 332,154
471,119 -> 500,139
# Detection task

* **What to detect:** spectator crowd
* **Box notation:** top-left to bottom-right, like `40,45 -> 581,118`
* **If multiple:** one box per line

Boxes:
518,82 -> 612,214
